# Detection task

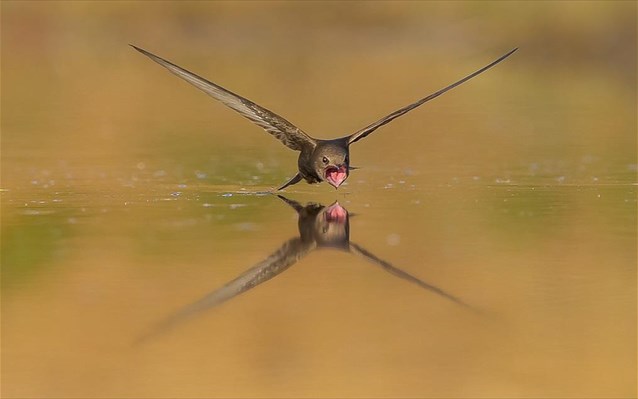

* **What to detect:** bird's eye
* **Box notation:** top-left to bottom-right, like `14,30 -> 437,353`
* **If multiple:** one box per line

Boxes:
322,156 -> 329,164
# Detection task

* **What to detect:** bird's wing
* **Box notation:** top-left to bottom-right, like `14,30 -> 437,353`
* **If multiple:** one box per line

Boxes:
131,45 -> 316,152
346,48 -> 518,145
137,238 -> 315,343
349,242 -> 474,309
276,173 -> 304,192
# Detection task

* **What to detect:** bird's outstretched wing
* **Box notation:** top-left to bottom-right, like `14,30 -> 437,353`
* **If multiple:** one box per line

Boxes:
276,173 -> 304,192
131,45 -> 316,152
136,238 -> 315,343
349,242 -> 474,310
346,48 -> 518,145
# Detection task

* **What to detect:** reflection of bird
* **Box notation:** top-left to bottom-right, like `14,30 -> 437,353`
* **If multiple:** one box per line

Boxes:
131,45 -> 517,190
137,196 -> 473,343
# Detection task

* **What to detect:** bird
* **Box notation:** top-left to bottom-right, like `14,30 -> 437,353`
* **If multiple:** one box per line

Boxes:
135,195 -> 473,343
131,45 -> 517,190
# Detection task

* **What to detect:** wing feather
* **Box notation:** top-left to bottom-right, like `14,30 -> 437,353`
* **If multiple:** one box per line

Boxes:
346,48 -> 518,145
131,45 -> 315,151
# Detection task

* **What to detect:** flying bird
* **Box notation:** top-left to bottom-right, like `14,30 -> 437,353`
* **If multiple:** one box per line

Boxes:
132,45 -> 517,190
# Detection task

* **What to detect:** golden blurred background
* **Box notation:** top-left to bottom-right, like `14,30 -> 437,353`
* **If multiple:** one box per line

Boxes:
1,2 -> 636,398
2,1 -> 635,182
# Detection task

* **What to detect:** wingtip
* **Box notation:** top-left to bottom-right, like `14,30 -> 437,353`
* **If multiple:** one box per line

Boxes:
497,47 -> 519,62
129,44 -> 148,55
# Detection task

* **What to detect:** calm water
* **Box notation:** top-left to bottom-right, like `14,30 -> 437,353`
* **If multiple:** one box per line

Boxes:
2,2 -> 636,398
2,162 -> 636,398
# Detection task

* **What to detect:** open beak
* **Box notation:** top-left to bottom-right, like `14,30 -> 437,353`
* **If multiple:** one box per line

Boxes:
325,165 -> 348,188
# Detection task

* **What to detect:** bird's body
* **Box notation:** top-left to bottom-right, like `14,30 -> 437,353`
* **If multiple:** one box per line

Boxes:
132,45 -> 516,190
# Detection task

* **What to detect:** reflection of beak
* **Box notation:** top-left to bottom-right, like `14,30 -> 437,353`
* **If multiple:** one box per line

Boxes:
325,165 -> 348,188
324,201 -> 348,223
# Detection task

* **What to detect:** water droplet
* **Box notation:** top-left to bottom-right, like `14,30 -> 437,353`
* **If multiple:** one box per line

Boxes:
195,170 -> 207,179
386,233 -> 401,246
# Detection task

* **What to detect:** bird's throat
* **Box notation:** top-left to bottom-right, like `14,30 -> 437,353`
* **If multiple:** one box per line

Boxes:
325,166 -> 348,188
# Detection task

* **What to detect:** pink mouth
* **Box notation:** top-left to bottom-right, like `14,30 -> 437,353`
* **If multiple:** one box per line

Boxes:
325,202 -> 348,223
325,165 -> 348,188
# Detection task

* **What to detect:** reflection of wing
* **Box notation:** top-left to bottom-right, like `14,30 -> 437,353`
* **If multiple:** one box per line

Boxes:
138,238 -> 315,343
349,242 -> 473,309
346,48 -> 517,145
131,45 -> 316,152
276,194 -> 305,212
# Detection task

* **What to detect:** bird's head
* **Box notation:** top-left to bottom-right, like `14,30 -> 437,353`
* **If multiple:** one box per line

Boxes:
313,143 -> 350,188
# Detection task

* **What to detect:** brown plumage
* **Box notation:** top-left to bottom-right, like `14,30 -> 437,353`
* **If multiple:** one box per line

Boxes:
132,45 -> 517,190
